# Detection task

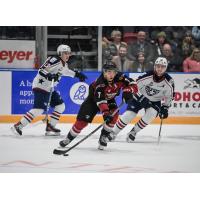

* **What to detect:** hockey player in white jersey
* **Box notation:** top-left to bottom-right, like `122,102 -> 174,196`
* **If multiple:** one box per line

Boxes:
11,44 -> 87,136
105,57 -> 175,145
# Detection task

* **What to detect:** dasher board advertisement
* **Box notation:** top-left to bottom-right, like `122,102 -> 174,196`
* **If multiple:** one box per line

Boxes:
0,40 -> 35,68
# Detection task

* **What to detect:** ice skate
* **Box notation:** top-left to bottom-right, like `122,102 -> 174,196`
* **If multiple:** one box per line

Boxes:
59,138 -> 71,148
45,123 -> 61,136
98,135 -> 109,150
108,131 -> 117,142
11,122 -> 23,136
126,128 -> 136,143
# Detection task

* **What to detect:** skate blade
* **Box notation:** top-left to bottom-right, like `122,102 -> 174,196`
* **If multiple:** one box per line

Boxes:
45,131 -> 61,136
98,144 -> 105,150
126,136 -> 135,143
10,127 -> 22,136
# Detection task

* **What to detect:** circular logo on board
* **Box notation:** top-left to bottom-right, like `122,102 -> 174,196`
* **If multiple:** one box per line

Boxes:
69,82 -> 89,105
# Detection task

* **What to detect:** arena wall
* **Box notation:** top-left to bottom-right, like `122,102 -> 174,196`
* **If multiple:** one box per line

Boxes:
0,70 -> 199,124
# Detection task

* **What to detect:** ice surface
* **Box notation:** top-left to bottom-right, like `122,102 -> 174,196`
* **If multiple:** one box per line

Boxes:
0,123 -> 200,172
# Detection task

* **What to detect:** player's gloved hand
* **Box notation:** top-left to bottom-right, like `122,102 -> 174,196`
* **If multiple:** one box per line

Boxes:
75,71 -> 87,82
159,105 -> 169,119
103,111 -> 113,124
46,73 -> 59,81
123,84 -> 138,94
122,85 -> 138,103
136,94 -> 152,109
122,92 -> 133,103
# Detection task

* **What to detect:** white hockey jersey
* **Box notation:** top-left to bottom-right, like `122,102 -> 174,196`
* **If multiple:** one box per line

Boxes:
137,71 -> 175,107
32,56 -> 76,92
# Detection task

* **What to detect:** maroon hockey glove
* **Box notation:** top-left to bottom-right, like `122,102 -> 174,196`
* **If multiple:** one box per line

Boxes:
122,85 -> 138,103
123,84 -> 138,94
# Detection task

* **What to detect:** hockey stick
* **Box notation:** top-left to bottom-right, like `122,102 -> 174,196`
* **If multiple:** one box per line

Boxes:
157,117 -> 163,145
43,78 -> 54,124
53,101 -> 124,156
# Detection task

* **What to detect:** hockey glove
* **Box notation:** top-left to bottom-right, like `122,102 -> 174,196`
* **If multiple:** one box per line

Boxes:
122,92 -> 133,103
103,112 -> 113,124
46,73 -> 59,81
75,71 -> 87,82
159,105 -> 169,119
136,94 -> 152,109
122,85 -> 138,103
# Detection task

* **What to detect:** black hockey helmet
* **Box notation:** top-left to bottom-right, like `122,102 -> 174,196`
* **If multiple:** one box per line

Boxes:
102,61 -> 118,72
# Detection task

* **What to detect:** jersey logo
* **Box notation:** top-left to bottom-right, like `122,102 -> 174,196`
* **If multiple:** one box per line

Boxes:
145,85 -> 160,96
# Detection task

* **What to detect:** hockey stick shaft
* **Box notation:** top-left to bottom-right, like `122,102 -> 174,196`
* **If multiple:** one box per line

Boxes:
53,101 -> 124,155
157,117 -> 163,145
43,79 -> 54,123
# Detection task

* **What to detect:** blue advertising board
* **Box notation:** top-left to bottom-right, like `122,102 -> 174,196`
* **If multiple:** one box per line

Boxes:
12,71 -> 127,114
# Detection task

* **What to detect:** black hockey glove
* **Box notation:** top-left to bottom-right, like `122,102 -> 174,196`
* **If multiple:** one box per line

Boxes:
75,71 -> 87,82
136,94 -> 152,109
122,92 -> 133,103
159,105 -> 169,119
103,112 -> 113,124
46,73 -> 59,81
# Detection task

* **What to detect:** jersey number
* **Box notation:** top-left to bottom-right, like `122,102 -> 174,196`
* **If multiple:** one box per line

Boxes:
98,92 -> 101,98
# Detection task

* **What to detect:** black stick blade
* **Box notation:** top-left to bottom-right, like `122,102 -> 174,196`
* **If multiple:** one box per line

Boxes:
53,149 -> 66,155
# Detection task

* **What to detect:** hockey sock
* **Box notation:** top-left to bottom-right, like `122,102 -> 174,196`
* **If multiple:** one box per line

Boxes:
67,120 -> 88,141
20,109 -> 43,127
49,103 -> 65,127
134,107 -> 158,133
49,111 -> 61,127
113,110 -> 137,134
134,118 -> 148,133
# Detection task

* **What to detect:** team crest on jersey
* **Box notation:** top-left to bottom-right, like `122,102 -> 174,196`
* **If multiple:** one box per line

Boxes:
145,85 -> 160,96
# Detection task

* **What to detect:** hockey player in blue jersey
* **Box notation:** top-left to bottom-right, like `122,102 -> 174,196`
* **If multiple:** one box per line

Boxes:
105,57 -> 175,146
11,44 -> 87,136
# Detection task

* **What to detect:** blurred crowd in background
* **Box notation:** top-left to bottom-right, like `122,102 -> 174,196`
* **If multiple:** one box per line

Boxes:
1,26 -> 200,72
102,26 -> 200,73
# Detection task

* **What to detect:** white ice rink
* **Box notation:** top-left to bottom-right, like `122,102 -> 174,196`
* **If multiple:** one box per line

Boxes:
0,123 -> 200,173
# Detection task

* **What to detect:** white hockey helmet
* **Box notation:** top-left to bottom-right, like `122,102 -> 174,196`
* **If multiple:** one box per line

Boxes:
57,44 -> 71,56
154,57 -> 168,69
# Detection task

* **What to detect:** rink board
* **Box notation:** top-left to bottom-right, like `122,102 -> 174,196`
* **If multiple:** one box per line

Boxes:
0,70 -> 200,124
0,115 -> 199,124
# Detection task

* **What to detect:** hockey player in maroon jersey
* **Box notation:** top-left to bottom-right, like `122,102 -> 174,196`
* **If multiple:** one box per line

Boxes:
59,62 -> 138,150
109,57 -> 175,143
